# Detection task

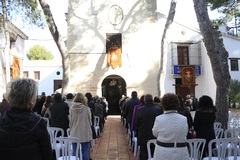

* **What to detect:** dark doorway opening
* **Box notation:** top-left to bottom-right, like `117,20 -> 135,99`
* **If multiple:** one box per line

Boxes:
175,78 -> 195,101
54,80 -> 62,94
102,75 -> 126,115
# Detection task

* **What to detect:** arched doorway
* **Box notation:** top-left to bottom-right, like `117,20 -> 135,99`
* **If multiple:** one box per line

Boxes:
102,75 -> 126,115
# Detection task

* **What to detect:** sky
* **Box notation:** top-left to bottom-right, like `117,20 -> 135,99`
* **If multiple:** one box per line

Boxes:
22,0 -> 68,60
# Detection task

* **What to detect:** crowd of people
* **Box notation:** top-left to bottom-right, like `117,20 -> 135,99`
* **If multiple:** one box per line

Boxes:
0,77 -> 217,160
0,78 -> 109,160
120,91 -> 216,160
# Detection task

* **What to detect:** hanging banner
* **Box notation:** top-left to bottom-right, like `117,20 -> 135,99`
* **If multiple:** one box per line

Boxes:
12,56 -> 20,78
107,46 -> 122,69
182,66 -> 195,85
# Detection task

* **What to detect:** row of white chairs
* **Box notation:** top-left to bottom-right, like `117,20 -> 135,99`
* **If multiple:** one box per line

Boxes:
128,121 -> 240,160
146,138 -> 206,160
45,115 -> 102,160
126,121 -> 224,159
147,138 -> 240,160
47,126 -> 83,160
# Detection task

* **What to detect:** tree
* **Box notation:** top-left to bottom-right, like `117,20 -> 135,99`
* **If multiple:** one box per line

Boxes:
1,0 -> 44,84
27,45 -> 54,60
158,0 -> 177,96
37,0 -> 69,95
209,0 -> 240,35
1,0 -> 69,94
193,0 -> 231,129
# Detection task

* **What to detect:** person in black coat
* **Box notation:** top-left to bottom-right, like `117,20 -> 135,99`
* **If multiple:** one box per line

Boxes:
135,94 -> 163,160
85,92 -> 97,139
193,95 -> 216,158
49,93 -> 69,137
0,78 -> 53,160
123,91 -> 140,130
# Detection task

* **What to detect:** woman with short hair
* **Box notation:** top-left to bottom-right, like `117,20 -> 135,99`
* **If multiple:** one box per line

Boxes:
0,78 -> 53,160
152,93 -> 189,160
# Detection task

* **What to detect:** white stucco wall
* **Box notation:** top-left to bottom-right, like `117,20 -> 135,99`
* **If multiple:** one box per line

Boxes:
223,35 -> 240,80
66,0 -> 240,104
23,60 -> 62,96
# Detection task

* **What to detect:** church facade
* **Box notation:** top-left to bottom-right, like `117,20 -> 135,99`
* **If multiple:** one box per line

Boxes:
66,0 -> 240,114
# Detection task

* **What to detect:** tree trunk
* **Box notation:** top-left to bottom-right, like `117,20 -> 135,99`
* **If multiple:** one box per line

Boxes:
158,0 -> 177,96
2,0 -> 11,84
192,0 -> 230,129
38,0 -> 69,95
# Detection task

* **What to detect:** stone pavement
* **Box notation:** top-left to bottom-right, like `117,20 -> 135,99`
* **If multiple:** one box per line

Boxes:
91,115 -> 136,160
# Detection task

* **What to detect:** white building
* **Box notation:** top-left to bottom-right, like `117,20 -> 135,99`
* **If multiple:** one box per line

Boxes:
63,0 -> 240,114
0,18 -> 28,98
22,60 -> 62,96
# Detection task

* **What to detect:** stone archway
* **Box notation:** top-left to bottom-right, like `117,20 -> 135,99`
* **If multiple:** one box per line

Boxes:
102,75 -> 126,115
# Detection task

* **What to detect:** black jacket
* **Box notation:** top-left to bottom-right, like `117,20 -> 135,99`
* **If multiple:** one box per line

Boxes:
124,97 -> 140,125
49,100 -> 69,136
135,103 -> 163,144
0,107 -> 53,160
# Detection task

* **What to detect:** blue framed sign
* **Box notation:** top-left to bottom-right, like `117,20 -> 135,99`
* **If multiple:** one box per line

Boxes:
173,65 -> 201,76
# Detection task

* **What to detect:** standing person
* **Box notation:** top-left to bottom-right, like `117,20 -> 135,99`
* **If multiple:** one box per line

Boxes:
185,94 -> 193,111
94,98 -> 104,132
131,95 -> 145,131
192,97 -> 199,111
153,96 -> 161,108
152,93 -> 189,160
135,94 -> 163,160
33,92 -> 46,115
65,93 -> 74,107
193,95 -> 216,158
69,93 -> 92,160
177,94 -> 193,139
41,95 -> 52,118
0,78 -> 53,160
85,92 -> 97,140
49,93 -> 69,137
0,93 -> 11,115
123,91 -> 140,130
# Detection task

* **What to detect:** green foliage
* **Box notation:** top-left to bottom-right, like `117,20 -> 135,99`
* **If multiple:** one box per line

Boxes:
208,0 -> 229,10
229,79 -> 240,103
1,0 -> 46,30
208,0 -> 240,31
27,45 -> 54,60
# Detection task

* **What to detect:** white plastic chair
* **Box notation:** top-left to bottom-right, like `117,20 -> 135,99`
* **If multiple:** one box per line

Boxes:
224,128 -> 240,139
147,139 -> 156,160
127,123 -> 132,147
47,127 -> 64,150
67,128 -> 70,137
186,138 -> 206,160
214,122 -> 222,129
214,128 -> 224,139
202,138 -> 235,160
94,116 -> 100,137
131,130 -> 138,157
226,139 -> 240,160
55,137 -> 82,160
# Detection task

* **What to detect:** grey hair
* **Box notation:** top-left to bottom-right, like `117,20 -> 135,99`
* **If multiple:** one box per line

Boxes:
5,78 -> 38,109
